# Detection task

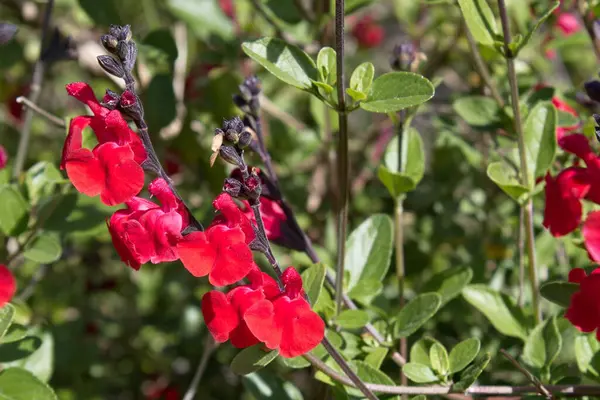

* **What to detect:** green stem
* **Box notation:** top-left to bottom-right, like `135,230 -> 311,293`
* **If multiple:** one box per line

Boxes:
497,0 -> 541,323
395,112 -> 407,384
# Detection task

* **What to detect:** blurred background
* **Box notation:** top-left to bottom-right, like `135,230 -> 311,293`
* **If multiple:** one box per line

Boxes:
0,0 -> 598,398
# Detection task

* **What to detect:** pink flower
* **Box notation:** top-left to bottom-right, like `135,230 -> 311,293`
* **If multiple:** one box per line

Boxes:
556,13 -> 582,36
0,264 -> 16,307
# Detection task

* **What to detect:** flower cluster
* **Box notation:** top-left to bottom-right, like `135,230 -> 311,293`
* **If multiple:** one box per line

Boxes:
202,266 -> 325,358
0,264 -> 16,307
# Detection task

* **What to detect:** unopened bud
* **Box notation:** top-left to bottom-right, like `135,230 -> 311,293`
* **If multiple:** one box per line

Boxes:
222,116 -> 245,134
109,24 -> 131,42
245,169 -> 262,204
0,22 -> 17,46
101,34 -> 118,53
238,129 -> 253,148
223,177 -> 243,198
219,145 -> 243,168
585,80 -> 600,103
594,114 -> 600,143
117,41 -> 137,72
118,90 -> 143,121
224,129 -> 239,144
97,55 -> 124,78
101,89 -> 120,110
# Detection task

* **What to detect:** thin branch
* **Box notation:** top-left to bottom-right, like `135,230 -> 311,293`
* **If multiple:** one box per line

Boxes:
249,0 -> 285,38
463,24 -> 504,108
500,349 -> 552,399
517,207 -> 525,307
183,336 -> 217,400
12,0 -> 54,180
576,0 -> 600,62
395,111 -> 407,384
304,351 -> 600,396
16,96 -> 65,128
334,0 -> 349,316
497,0 -> 542,324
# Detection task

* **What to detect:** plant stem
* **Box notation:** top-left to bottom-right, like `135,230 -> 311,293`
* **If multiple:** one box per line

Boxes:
183,336 -> 217,400
334,0 -> 349,316
463,24 -> 505,108
12,0 -> 54,180
577,0 -> 600,62
249,0 -> 285,38
497,0 -> 542,324
500,349 -> 552,399
517,207 -> 525,307
395,112 -> 407,384
16,96 -> 65,128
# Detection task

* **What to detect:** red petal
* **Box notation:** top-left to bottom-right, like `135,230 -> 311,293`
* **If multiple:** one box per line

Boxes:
559,134 -> 593,160
66,82 -> 106,116
95,143 -> 144,206
201,291 -> 239,343
209,242 -> 254,287
177,232 -> 215,278
150,211 -> 182,263
281,267 -> 303,299
244,299 -> 280,349
274,297 -> 325,358
229,321 -> 261,348
65,150 -> 105,197
543,172 -> 585,236
149,178 -> 179,211
0,264 -> 16,307
584,211 -> 600,262
61,116 -> 92,169
565,291 -> 598,333
568,268 -> 587,284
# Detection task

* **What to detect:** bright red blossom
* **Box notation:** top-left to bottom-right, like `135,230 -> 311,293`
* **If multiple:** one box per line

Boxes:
352,16 -> 384,48
201,266 -> 325,358
241,197 -> 286,240
556,12 -> 582,36
565,268 -> 600,339
0,264 -> 16,307
61,82 -> 146,206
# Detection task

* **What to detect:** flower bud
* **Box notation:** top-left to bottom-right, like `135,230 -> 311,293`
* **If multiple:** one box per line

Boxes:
391,43 -> 416,71
244,169 -> 262,204
109,24 -> 131,42
223,177 -> 243,198
101,34 -> 118,53
585,80 -> 600,103
97,55 -> 125,78
238,130 -> 253,148
224,129 -> 239,144
222,116 -> 245,134
119,90 -> 143,121
594,114 -> 600,143
101,89 -> 120,110
0,23 -> 18,46
118,41 -> 138,72
219,145 -> 243,168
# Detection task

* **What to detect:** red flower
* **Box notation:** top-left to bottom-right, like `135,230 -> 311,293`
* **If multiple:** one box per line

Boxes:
0,145 -> 7,170
565,268 -> 600,339
543,167 -> 590,236
552,97 -> 579,140
352,16 -> 384,49
0,264 -> 16,307
556,12 -> 582,36
211,193 -> 255,244
108,178 -> 186,270
583,211 -> 600,263
219,0 -> 235,19
61,82 -> 146,206
202,266 -> 325,358
241,197 -> 286,240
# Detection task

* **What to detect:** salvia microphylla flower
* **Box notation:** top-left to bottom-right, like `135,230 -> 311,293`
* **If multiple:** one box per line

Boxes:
201,266 -> 325,358
0,264 -> 16,307
61,82 -> 146,206
565,268 -> 600,339
351,15 -> 384,49
543,134 -> 600,237
556,12 -> 582,36
108,178 -> 188,271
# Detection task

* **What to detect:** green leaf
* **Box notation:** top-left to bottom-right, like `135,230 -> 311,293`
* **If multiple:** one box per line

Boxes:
523,102 -> 558,185
230,345 -> 279,375
394,293 -> 442,338
142,29 -> 178,69
0,336 -> 42,363
242,37 -> 318,90
361,72 -> 435,113
344,214 -> 393,292
145,73 -> 177,132
402,363 -> 439,383
2,324 -> 27,344
243,372 -> 303,400
0,185 -> 29,236
302,263 -> 326,305
346,88 -> 367,102
453,96 -> 500,127
24,162 -> 63,205
347,361 -> 399,399
558,109 -> 578,127
378,128 -> 425,197
265,0 -> 303,24
347,279 -> 383,305
317,47 -> 336,85
515,1 -> 560,54
429,342 -> 449,375
523,316 -> 562,370
167,0 -> 234,39
23,233 -> 61,264
457,0 -> 498,46
364,347 -> 388,369
462,285 -> 528,340
422,266 -> 473,305
334,310 -> 370,330
486,161 -> 530,203
540,281 -> 578,308
451,353 -> 491,391
5,331 -> 53,382
0,304 -> 15,340
349,62 -> 375,98
449,338 -> 481,374
410,337 -> 443,367
0,367 -> 57,400
77,0 -> 120,26
575,334 -> 600,373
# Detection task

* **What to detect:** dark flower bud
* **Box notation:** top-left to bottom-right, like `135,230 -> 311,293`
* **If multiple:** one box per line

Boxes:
594,114 -> 600,143
391,43 -> 416,71
585,80 -> 600,103
232,94 -> 250,113
41,28 -> 77,63
117,41 -> 138,72
119,90 -> 143,121
594,20 -> 600,42
238,130 -> 253,148
0,22 -> 18,46
101,89 -> 120,110
223,177 -> 243,198
222,116 -> 245,134
224,129 -> 239,144
97,55 -> 125,78
244,169 -> 262,204
101,34 -> 118,53
219,145 -> 243,168
109,24 -> 131,42
242,75 -> 262,97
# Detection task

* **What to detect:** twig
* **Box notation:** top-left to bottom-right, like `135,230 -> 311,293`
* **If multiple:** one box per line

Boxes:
497,0 -> 542,324
334,0 -> 349,316
500,349 -> 553,399
517,208 -> 525,307
249,0 -> 285,38
576,0 -> 600,62
12,0 -> 54,180
395,111 -> 407,385
183,336 -> 217,400
463,24 -> 504,108
16,96 -> 65,128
